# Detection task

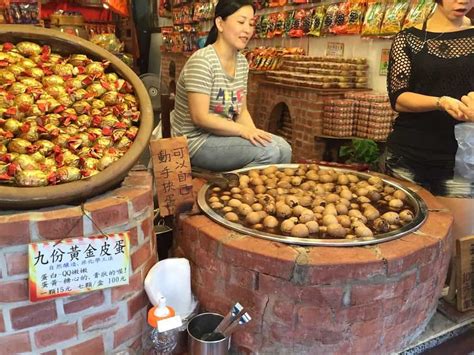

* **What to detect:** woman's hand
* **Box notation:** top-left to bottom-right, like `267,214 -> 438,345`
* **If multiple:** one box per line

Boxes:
239,126 -> 273,146
439,96 -> 467,121
460,92 -> 474,121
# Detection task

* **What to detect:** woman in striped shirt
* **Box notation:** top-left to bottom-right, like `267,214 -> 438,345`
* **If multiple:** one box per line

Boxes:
170,0 -> 292,171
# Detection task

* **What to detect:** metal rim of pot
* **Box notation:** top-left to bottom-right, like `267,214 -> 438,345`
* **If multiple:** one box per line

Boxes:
197,164 -> 428,247
0,25 -> 153,209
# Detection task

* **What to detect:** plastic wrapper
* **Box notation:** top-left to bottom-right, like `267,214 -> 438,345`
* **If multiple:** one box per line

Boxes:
403,0 -> 435,29
85,61 -> 107,76
361,0 -> 386,35
380,0 -> 410,35
346,0 -> 367,34
81,156 -> 99,170
68,54 -> 91,67
0,69 -> 15,83
322,3 -> 339,35
15,170 -> 48,187
90,34 -> 124,53
14,153 -> 39,171
36,139 -> 56,156
8,138 -> 32,154
97,153 -> 118,171
56,166 -> 81,183
0,40 -> 140,186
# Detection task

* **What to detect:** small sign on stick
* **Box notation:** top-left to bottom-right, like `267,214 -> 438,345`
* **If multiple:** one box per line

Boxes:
150,136 -> 194,217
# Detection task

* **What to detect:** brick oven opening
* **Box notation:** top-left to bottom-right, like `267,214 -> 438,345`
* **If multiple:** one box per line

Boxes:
169,60 -> 176,79
268,102 -> 292,142
169,80 -> 176,95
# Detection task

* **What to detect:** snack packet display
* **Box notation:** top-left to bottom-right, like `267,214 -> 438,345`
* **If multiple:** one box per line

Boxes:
308,5 -> 325,37
302,9 -> 313,36
331,1 -> 350,34
266,12 -> 278,39
361,0 -> 386,35
322,3 -> 339,35
346,0 -> 367,34
380,0 -> 410,35
274,11 -> 287,37
289,9 -> 307,37
402,0 -> 435,29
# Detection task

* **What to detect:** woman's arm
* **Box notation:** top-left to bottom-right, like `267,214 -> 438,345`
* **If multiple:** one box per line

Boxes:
188,92 -> 243,136
396,92 -> 466,120
235,96 -> 272,145
187,92 -> 272,146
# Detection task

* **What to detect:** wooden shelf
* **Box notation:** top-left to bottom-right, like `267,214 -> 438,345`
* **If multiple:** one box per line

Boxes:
315,134 -> 386,143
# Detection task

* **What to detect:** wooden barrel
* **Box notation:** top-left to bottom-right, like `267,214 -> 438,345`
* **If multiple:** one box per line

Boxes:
0,25 -> 153,209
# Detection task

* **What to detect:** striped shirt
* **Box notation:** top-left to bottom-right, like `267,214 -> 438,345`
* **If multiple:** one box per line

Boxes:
170,45 -> 249,157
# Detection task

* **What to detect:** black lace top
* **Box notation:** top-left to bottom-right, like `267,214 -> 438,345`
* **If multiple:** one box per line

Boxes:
387,22 -> 474,173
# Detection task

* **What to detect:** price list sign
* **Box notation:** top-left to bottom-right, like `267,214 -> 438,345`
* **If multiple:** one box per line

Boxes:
28,233 -> 130,302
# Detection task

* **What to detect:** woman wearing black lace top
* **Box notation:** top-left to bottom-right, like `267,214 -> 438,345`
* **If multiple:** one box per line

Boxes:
386,0 -> 474,195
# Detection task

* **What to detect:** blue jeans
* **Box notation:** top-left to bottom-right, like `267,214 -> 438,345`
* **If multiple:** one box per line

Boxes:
191,134 -> 292,172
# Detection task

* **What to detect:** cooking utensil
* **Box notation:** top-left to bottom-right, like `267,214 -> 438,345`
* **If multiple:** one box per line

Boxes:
200,302 -> 244,341
222,312 -> 252,338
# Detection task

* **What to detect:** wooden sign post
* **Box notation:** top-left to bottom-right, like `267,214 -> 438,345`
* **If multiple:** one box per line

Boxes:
150,136 -> 194,217
456,235 -> 474,311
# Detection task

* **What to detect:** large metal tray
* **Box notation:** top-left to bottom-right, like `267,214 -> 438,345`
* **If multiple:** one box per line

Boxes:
197,164 -> 428,246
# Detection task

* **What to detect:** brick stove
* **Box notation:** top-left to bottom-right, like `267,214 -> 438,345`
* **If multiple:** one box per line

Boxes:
0,171 -> 156,354
173,178 -> 454,354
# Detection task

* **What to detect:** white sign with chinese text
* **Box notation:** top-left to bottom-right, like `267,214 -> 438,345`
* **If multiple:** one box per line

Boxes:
326,42 -> 345,58
150,136 -> 194,217
28,233 -> 130,302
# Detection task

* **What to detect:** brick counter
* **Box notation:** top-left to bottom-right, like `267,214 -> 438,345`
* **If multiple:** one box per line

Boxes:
173,180 -> 453,354
0,171 -> 157,354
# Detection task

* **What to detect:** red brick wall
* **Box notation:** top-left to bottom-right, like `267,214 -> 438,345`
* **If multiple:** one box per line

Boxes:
160,52 -> 189,95
0,171 -> 156,354
247,74 -> 345,161
173,180 -> 454,354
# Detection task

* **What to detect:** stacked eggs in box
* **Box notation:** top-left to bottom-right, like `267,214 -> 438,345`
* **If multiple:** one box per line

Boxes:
266,56 -> 368,89
345,92 -> 397,141
322,99 -> 355,137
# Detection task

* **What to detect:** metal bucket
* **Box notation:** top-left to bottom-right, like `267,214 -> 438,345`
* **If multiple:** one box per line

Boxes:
187,313 -> 230,355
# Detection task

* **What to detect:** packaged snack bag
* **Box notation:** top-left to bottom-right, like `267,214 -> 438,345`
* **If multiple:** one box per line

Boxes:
308,5 -> 325,37
274,11 -> 287,37
402,0 -> 435,29
322,3 -> 339,35
331,1 -> 350,34
346,0 -> 367,34
302,9 -> 313,36
380,0 -> 410,35
361,0 -> 386,35
289,8 -> 306,37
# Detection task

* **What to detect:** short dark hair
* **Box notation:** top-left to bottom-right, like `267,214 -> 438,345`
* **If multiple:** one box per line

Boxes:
205,0 -> 255,46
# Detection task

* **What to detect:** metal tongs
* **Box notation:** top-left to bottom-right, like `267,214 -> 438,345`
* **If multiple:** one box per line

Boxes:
191,167 -> 239,189
201,302 -> 251,341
